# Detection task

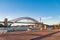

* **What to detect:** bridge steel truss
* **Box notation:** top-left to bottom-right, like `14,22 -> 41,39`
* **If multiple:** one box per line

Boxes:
0,17 -> 47,30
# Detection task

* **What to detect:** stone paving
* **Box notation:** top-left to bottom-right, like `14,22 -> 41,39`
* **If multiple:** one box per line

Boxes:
0,29 -> 60,40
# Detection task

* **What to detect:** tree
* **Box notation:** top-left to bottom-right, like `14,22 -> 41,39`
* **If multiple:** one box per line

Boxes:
0,24 -> 4,27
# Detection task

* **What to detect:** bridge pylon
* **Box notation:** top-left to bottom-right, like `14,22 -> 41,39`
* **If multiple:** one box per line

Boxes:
4,18 -> 8,27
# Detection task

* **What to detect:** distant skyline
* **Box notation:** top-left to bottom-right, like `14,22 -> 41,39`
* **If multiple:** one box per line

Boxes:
0,0 -> 60,25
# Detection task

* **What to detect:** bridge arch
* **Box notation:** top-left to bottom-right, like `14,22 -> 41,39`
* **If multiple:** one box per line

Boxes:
10,17 -> 39,23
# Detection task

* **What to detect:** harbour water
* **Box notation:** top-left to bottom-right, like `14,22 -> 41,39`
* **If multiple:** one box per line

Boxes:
0,26 -> 52,31
0,27 -> 39,31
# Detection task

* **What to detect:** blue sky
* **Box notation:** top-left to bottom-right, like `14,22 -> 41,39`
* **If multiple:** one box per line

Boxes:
0,0 -> 60,25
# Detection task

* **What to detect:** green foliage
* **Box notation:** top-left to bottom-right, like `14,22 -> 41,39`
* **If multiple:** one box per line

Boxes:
0,24 -> 4,27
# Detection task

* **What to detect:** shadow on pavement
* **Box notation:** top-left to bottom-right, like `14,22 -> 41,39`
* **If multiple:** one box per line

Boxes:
31,31 -> 60,40
0,33 -> 42,37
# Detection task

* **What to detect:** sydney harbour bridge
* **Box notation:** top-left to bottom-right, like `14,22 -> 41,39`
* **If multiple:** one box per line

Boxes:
0,17 -> 47,29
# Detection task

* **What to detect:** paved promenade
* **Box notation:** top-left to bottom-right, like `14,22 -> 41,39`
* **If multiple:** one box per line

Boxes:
0,29 -> 60,40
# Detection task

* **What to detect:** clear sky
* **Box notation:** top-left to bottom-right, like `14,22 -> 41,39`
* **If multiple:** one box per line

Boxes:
0,0 -> 60,25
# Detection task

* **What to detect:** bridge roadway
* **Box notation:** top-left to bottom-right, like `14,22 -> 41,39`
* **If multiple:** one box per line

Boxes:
0,21 -> 13,23
0,21 -> 40,24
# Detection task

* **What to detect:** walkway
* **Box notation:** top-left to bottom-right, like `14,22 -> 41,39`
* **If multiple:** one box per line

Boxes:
0,29 -> 60,40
